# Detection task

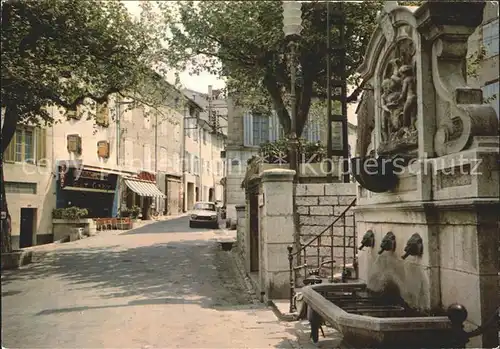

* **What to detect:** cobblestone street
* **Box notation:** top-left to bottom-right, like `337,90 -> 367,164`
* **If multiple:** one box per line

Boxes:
1,217 -> 331,348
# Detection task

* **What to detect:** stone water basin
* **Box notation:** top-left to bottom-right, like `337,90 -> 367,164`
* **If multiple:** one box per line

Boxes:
301,282 -> 453,348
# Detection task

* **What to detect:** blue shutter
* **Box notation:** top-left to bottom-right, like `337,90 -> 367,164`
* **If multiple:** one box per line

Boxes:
243,111 -> 253,146
269,112 -> 275,142
260,115 -> 269,145
269,111 -> 281,142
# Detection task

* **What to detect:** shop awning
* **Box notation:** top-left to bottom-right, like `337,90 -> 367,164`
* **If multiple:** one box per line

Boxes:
124,179 -> 165,198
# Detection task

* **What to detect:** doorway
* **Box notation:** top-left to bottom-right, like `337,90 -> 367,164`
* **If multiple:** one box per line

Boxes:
20,208 -> 36,248
187,182 -> 195,210
249,193 -> 259,272
208,188 -> 214,202
195,187 -> 199,202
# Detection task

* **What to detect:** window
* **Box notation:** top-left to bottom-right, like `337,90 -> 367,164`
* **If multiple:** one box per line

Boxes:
4,182 -> 37,194
66,106 -> 81,120
97,141 -> 110,159
159,147 -> 168,171
194,156 -> 200,174
483,81 -> 499,119
483,19 -> 499,58
193,122 -> 199,142
143,144 -> 151,170
185,151 -> 192,173
252,113 -> 269,146
303,118 -> 321,143
67,134 -> 82,154
124,139 -> 134,166
173,153 -> 181,173
243,112 -> 270,146
5,127 -> 46,164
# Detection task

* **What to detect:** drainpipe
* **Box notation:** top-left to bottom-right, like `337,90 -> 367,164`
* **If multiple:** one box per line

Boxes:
208,85 -> 215,201
198,112 -> 202,202
181,102 -> 187,212
116,101 -> 120,166
154,111 -> 158,212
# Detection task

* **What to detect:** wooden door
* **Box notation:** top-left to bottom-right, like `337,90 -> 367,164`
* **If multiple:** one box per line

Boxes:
249,193 -> 259,272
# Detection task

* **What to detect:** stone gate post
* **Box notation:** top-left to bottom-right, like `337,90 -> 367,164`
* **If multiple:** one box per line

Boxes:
259,169 -> 296,301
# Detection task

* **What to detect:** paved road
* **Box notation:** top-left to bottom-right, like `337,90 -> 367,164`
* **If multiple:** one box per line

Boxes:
2,216 -> 332,348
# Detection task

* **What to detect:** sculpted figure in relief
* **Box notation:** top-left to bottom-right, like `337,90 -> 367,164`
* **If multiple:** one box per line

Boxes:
398,63 -> 417,129
379,39 -> 418,147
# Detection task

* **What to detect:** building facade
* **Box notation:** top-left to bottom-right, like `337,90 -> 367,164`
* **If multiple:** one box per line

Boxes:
3,120 -> 54,249
3,79 -> 189,248
182,86 -> 227,211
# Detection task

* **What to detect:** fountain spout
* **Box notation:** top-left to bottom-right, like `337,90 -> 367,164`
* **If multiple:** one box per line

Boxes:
378,232 -> 396,255
359,230 -> 375,250
402,233 -> 423,259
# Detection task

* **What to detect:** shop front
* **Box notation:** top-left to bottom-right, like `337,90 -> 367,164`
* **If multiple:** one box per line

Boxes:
56,163 -> 120,218
121,172 -> 165,220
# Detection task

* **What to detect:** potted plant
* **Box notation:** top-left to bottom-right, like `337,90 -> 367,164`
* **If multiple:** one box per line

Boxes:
52,206 -> 92,242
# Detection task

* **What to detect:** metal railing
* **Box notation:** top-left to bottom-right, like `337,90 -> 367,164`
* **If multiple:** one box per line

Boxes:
287,198 -> 357,313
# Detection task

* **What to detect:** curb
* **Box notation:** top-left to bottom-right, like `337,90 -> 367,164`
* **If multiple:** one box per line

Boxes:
228,248 -> 260,303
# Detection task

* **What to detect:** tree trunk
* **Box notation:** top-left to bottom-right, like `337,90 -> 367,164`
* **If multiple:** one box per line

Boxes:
1,105 -> 18,253
1,161 -> 12,253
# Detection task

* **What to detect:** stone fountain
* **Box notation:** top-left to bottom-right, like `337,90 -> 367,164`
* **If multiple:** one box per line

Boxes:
302,1 -> 499,348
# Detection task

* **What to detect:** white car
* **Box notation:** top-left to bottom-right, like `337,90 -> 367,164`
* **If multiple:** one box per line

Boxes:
189,202 -> 219,229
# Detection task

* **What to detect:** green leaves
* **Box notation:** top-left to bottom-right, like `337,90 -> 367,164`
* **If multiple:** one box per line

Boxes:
159,1 -> 383,136
1,0 -> 165,128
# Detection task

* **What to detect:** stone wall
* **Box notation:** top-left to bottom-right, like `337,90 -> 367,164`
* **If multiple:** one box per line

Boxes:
295,183 -> 357,275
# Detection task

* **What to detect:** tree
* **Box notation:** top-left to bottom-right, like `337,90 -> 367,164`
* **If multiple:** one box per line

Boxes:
158,1 -> 384,137
0,0 -> 166,252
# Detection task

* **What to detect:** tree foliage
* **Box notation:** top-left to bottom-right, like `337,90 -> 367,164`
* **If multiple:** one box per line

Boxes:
159,1 -> 384,136
0,0 -> 166,252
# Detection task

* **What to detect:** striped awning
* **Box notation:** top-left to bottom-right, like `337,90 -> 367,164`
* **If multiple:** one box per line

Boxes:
124,179 -> 165,198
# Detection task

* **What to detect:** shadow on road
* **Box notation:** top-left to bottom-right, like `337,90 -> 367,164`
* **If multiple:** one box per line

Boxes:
121,216 -> 224,235
1,239 -> 256,315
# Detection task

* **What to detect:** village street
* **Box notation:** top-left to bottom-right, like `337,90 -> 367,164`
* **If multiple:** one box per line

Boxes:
1,217 -> 332,349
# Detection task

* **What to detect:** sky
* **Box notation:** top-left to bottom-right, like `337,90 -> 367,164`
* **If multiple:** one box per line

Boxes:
122,1 -> 225,94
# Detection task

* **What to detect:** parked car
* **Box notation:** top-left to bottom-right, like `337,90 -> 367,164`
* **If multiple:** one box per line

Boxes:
189,202 -> 219,229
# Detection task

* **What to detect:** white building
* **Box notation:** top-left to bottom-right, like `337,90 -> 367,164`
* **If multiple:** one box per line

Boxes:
3,118 -> 54,249
182,86 -> 227,211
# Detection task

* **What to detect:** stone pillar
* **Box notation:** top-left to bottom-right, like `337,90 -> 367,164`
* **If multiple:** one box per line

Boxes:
235,204 -> 247,268
259,169 -> 295,300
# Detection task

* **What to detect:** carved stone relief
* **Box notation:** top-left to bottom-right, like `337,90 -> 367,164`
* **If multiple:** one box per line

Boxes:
378,31 -> 418,156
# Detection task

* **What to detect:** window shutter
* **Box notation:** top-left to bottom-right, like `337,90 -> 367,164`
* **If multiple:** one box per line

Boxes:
66,106 -> 81,120
96,102 -> 109,127
97,141 -> 110,158
67,134 -> 82,154
243,111 -> 253,146
262,115 -> 270,144
36,127 -> 47,165
4,133 -> 16,162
